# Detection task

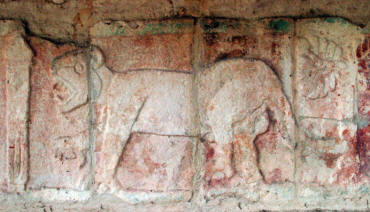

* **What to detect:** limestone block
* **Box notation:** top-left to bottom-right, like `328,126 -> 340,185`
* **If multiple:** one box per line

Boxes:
28,37 -> 91,190
90,19 -> 194,72
296,18 -> 367,187
296,18 -> 363,119
0,20 -> 32,192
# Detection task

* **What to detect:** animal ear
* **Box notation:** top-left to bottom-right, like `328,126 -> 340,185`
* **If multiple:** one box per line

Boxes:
90,46 -> 104,70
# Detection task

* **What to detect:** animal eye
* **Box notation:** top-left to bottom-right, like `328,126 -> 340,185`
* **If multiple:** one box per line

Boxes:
74,62 -> 85,75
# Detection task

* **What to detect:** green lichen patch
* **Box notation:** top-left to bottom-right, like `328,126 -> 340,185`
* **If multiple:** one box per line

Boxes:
268,19 -> 291,33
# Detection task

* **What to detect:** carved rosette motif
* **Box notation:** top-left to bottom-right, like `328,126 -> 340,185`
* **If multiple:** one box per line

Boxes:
299,36 -> 345,100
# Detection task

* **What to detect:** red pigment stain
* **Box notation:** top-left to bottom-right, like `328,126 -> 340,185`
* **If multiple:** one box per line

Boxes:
356,126 -> 370,177
133,35 -> 154,47
204,33 -> 218,46
266,168 -> 282,184
205,144 -> 215,162
320,153 -> 341,168
356,36 -> 370,90
337,163 -> 360,184
205,33 -> 258,63
342,129 -> 353,141
271,41 -> 279,55
208,177 -> 229,187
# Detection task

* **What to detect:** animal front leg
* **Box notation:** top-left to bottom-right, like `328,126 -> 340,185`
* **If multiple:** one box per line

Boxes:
204,141 -> 234,187
232,106 -> 269,184
232,134 -> 262,183
96,75 -> 148,192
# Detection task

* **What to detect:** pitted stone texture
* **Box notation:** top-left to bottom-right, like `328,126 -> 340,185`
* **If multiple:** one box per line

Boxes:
0,0 -> 368,43
202,0 -> 369,26
298,118 -> 361,185
92,0 -> 174,20
90,19 -> 194,72
296,18 -> 363,120
28,37 -> 90,190
297,184 -> 369,210
92,0 -> 200,19
95,70 -> 195,198
199,59 -> 295,191
0,20 -> 32,192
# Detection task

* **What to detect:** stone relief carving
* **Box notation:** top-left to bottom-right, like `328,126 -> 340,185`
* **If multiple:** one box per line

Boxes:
294,19 -> 365,187
299,118 -> 360,185
51,49 -> 89,114
199,58 -> 295,188
93,51 -> 195,195
299,36 -> 346,100
0,21 -> 32,191
28,42 -> 105,189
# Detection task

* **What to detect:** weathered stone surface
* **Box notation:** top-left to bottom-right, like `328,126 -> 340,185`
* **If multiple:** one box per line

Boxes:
198,59 -> 295,191
295,19 -> 367,188
0,0 -> 368,44
202,0 -> 369,26
356,35 -> 370,178
200,18 -> 294,102
90,19 -> 194,72
298,118 -> 360,185
0,14 -> 369,210
0,20 -> 32,192
296,18 -> 363,119
116,133 -> 193,191
94,67 -> 195,201
92,0 -> 174,20
28,37 -> 91,190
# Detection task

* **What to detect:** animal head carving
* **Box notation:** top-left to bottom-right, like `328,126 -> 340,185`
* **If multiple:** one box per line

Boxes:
51,47 -> 105,113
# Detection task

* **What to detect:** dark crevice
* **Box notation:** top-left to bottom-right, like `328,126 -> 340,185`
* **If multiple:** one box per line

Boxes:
105,67 -> 194,75
132,131 -> 199,138
253,107 -> 273,183
20,19 -> 89,47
